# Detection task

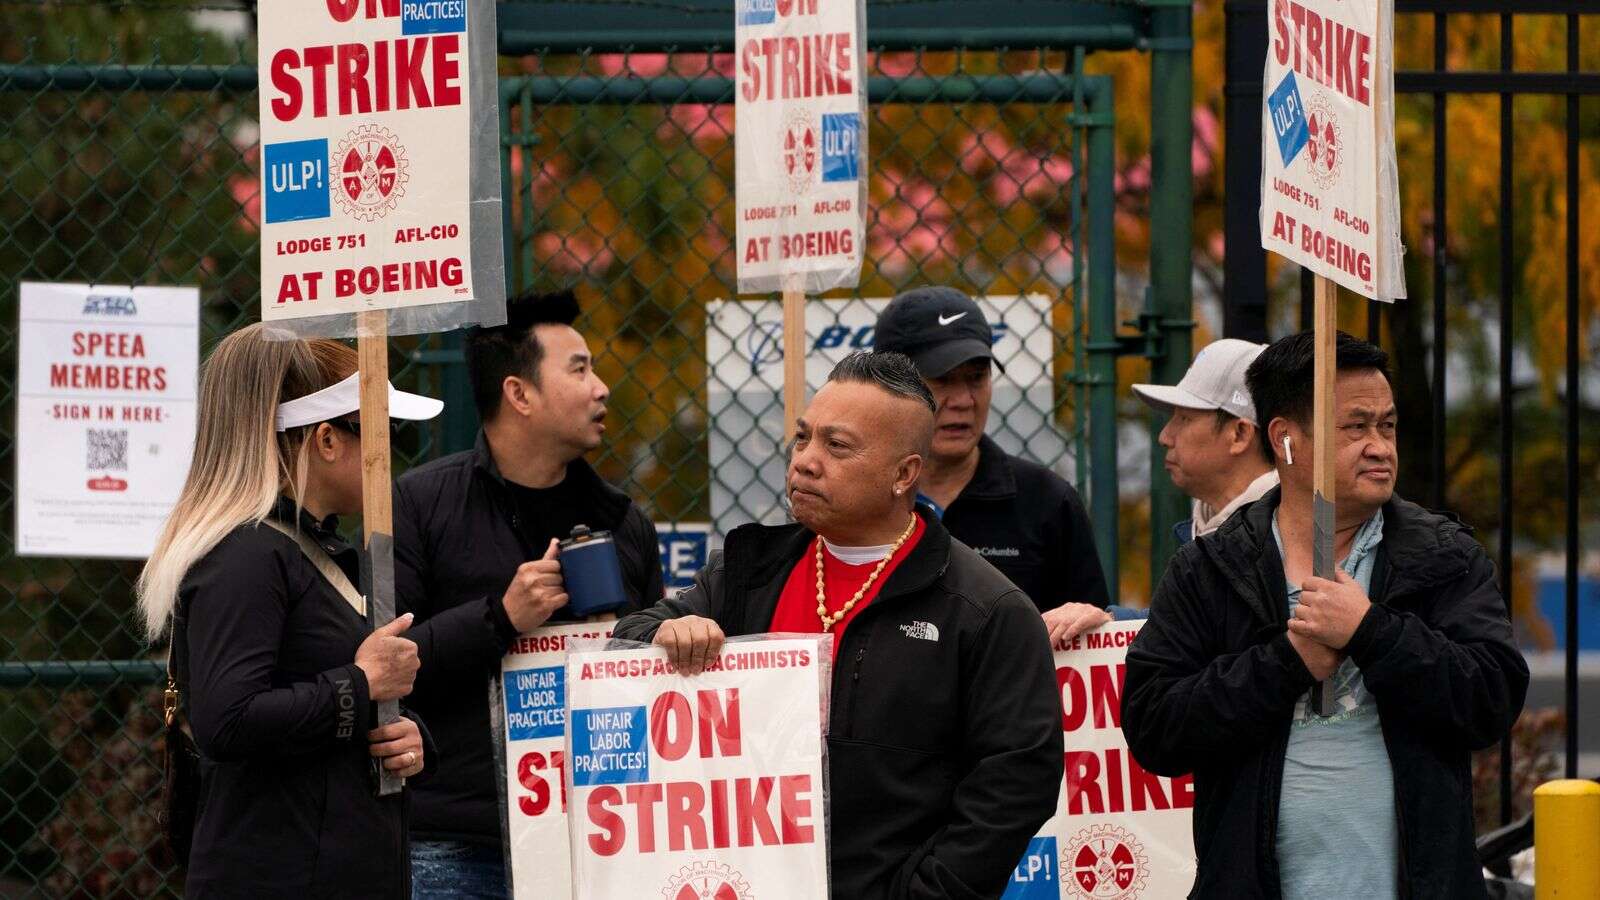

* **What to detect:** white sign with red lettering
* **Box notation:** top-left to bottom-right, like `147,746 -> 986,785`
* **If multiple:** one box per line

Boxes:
1259,0 -> 1405,301
258,0 -> 479,321
1001,621 -> 1195,900
565,637 -> 831,899
734,0 -> 867,295
500,621 -> 616,900
15,282 -> 198,558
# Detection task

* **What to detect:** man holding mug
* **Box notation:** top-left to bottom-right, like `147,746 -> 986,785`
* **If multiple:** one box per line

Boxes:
393,291 -> 663,898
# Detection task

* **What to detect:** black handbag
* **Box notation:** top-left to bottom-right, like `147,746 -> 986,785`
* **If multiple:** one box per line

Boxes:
158,615 -> 201,865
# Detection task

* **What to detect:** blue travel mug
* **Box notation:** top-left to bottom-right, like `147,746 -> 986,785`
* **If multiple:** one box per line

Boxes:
559,525 -> 628,616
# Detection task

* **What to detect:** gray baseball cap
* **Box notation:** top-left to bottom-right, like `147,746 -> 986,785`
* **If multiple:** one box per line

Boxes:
1131,338 -> 1266,424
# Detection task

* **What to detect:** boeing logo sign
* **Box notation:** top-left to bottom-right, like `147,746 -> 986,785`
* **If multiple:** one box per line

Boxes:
709,295 -> 1064,534
743,320 -> 785,374
742,320 -> 1010,373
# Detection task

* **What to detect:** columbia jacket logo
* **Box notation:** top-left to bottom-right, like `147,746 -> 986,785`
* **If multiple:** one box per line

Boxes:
899,621 -> 940,642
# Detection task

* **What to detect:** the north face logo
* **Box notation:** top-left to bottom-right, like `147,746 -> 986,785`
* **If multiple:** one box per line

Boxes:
899,621 -> 939,642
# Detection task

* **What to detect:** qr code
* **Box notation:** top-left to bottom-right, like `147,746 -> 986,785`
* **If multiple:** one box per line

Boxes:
87,428 -> 129,471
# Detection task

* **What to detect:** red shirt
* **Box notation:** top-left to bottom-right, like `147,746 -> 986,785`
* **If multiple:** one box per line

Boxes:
768,517 -> 926,654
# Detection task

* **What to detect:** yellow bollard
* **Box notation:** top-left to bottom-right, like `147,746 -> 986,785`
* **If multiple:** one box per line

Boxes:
1534,779 -> 1600,899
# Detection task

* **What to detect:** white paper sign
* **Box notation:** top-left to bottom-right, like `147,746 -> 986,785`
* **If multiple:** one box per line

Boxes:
15,282 -> 199,558
565,638 -> 831,899
1259,0 -> 1405,301
705,295 -> 1070,535
1000,621 -> 1195,899
734,0 -> 867,294
501,621 -> 616,900
258,0 -> 480,320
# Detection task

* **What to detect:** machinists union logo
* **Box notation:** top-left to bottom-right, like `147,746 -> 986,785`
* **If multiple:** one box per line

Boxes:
782,109 -> 818,194
1062,825 -> 1149,899
1303,94 -> 1345,192
334,124 -> 409,222
661,861 -> 751,900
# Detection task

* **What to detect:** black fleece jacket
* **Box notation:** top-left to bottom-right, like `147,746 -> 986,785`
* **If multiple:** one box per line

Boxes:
1122,489 -> 1528,900
178,499 -> 435,899
394,433 -> 662,844
938,435 -> 1109,611
615,509 -> 1063,900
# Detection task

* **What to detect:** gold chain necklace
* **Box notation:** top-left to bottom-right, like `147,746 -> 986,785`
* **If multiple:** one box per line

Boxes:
815,515 -> 917,631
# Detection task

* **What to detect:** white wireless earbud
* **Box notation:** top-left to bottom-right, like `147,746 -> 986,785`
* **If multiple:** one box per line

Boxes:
1282,435 -> 1294,466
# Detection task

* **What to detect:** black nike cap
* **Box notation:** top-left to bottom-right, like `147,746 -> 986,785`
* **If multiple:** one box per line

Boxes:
874,286 -> 1005,378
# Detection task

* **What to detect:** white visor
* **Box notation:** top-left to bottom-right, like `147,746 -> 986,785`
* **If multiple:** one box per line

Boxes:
275,372 -> 445,431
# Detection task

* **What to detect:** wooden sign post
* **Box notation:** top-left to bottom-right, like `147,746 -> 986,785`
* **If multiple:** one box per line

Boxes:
1310,275 -> 1338,717
258,0 -> 507,791
734,0 -> 866,442
357,310 -> 404,795
783,279 -> 806,438
1260,0 -> 1405,715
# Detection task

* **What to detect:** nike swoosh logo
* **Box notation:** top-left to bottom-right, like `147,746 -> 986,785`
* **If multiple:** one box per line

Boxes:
937,312 -> 967,326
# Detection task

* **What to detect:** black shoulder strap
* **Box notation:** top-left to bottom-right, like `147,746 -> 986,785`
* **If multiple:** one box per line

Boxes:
263,519 -> 367,617
164,610 -> 191,736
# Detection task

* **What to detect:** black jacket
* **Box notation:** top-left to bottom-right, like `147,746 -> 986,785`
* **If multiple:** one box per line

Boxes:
1122,489 -> 1529,900
939,436 -> 1109,611
177,499 -> 435,899
394,433 -> 663,844
614,509 -> 1062,900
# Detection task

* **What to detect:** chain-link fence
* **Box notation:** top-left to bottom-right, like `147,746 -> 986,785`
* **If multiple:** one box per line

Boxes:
0,8 -> 454,892
0,1 -> 1191,893
502,48 -> 1107,532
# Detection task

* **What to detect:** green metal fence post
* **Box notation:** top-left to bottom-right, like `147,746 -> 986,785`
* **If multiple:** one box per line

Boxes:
1081,76 -> 1121,604
1146,1 -> 1196,587
1069,49 -> 1089,503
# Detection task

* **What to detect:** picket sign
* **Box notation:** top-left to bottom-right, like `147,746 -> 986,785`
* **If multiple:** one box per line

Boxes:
734,0 -> 868,438
1002,621 -> 1196,900
1259,0 -> 1403,302
499,622 -> 617,899
1259,0 -> 1403,715
734,0 -> 867,297
258,0 -> 496,327
258,0 -> 505,792
564,636 -> 832,899
499,621 -> 1191,899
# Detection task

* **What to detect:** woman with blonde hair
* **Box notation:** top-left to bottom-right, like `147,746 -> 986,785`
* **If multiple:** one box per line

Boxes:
140,323 -> 442,897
